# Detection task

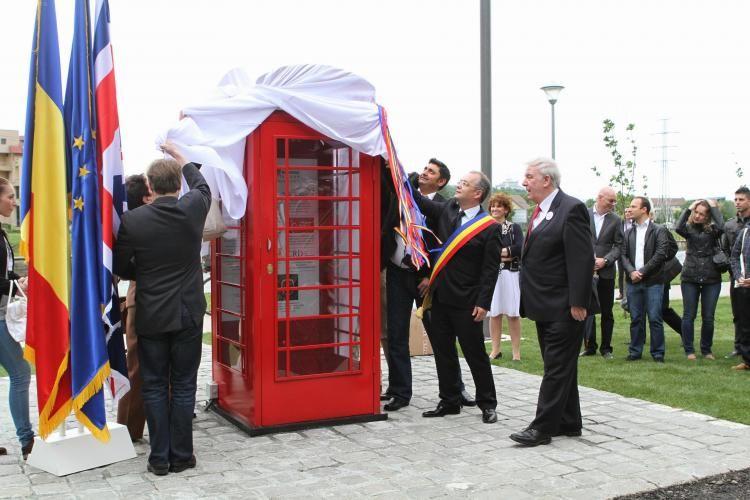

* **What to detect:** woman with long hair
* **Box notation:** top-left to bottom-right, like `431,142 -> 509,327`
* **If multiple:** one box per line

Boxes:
676,199 -> 724,360
487,193 -> 523,361
0,177 -> 34,458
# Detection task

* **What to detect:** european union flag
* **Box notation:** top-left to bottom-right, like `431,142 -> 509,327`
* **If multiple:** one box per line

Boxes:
65,0 -> 111,442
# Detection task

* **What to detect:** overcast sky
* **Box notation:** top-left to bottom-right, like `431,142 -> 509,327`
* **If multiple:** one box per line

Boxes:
2,0 -> 749,202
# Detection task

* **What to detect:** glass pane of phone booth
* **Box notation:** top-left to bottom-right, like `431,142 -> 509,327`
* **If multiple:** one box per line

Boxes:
275,138 -> 361,379
214,216 -> 245,373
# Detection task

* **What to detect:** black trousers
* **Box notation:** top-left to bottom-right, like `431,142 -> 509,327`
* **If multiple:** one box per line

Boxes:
428,297 -> 496,410
138,310 -> 202,467
530,319 -> 584,435
730,280 -> 741,351
385,264 -> 423,402
583,277 -> 615,354
735,287 -> 750,365
662,284 -> 683,336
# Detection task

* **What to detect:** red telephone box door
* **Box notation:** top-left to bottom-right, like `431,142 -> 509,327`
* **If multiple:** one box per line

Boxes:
258,118 -> 379,426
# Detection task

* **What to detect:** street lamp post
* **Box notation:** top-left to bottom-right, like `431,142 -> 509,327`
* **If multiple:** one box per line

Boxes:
540,85 -> 564,159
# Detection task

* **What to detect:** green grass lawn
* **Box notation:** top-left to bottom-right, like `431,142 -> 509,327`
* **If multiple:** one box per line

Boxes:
488,297 -> 749,425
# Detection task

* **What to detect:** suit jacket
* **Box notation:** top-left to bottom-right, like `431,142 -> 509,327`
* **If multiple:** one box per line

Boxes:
588,208 -> 623,280
380,169 -> 446,279
520,190 -> 594,322
411,191 -> 501,310
114,163 -> 211,336
621,221 -> 669,286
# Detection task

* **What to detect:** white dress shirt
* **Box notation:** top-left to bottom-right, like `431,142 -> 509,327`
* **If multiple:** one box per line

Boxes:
531,189 -> 559,230
459,204 -> 482,226
592,206 -> 608,239
634,219 -> 650,270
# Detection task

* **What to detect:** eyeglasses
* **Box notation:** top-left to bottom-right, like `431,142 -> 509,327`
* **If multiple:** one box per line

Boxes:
457,179 -> 479,189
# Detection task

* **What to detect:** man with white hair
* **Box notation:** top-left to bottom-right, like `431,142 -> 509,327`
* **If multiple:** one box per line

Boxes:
510,158 -> 594,446
580,186 -> 623,359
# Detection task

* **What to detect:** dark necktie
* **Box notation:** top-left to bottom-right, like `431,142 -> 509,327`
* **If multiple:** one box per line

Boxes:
456,210 -> 466,229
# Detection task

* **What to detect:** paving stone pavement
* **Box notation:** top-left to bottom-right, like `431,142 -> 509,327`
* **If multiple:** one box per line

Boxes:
0,345 -> 748,499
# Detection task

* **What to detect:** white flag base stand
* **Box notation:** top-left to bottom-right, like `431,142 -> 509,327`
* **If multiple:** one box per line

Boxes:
26,422 -> 136,476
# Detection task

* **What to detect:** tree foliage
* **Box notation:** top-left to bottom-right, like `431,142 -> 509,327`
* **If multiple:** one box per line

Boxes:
591,119 -> 647,214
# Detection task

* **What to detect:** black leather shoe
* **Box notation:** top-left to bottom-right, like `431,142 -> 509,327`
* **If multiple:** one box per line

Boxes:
422,403 -> 461,418
481,409 -> 497,424
653,357 -> 665,363
459,390 -> 477,407
21,440 -> 33,460
509,428 -> 551,446
725,350 -> 739,359
379,393 -> 392,401
383,398 -> 409,412
625,355 -> 641,361
579,350 -> 596,357
554,428 -> 582,437
169,455 -> 196,473
148,462 -> 170,476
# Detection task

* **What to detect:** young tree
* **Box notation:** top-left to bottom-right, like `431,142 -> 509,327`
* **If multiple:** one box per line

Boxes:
591,119 -> 647,214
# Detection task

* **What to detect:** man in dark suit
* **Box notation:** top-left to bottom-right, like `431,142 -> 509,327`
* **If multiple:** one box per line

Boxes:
411,171 -> 501,423
510,158 -> 594,446
383,159 -> 477,411
581,187 -> 622,359
114,143 -> 211,476
620,196 -> 669,362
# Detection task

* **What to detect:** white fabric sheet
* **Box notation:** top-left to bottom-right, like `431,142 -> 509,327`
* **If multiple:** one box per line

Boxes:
161,65 -> 387,219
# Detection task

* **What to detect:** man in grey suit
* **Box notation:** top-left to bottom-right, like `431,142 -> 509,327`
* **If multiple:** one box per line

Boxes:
581,187 -> 623,359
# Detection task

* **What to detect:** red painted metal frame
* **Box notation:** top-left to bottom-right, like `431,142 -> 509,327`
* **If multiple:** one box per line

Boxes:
211,111 -> 382,431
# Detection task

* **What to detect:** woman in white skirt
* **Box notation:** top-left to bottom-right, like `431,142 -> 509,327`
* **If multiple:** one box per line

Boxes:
487,193 -> 523,361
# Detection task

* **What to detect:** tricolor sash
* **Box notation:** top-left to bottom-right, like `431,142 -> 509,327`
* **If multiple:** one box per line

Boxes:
416,213 -> 498,318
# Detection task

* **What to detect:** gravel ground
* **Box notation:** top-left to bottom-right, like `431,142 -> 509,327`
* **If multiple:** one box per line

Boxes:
616,468 -> 750,499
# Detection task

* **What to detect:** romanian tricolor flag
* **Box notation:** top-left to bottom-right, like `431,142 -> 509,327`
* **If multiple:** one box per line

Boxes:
20,0 -> 73,439
65,0 -> 111,442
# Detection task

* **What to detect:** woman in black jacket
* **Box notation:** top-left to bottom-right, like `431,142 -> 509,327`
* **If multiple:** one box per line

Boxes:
676,199 -> 724,360
0,177 -> 33,459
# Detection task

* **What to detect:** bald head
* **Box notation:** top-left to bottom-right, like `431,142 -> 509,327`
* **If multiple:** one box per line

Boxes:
595,186 -> 617,214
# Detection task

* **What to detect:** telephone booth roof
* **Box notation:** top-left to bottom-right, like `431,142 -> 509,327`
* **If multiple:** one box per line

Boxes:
163,65 -> 388,221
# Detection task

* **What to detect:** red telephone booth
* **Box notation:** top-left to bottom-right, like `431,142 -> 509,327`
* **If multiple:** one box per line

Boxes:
209,111 -> 386,434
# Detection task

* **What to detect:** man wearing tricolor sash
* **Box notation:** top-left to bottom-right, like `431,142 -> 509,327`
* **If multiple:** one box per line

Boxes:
412,171 -> 501,424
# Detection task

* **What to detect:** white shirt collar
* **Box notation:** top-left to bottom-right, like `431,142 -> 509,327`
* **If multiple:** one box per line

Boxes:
423,191 -> 437,200
539,189 -> 559,214
462,204 -> 481,221
593,205 -> 609,217
635,218 -> 650,230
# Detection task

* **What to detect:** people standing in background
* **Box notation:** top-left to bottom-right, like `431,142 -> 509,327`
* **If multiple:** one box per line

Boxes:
487,193 -> 523,361
729,219 -> 750,371
617,210 -> 634,302
581,187 -> 622,359
116,174 -> 154,441
722,186 -> 750,359
675,199 -> 724,360
621,197 -> 670,362
0,177 -> 33,460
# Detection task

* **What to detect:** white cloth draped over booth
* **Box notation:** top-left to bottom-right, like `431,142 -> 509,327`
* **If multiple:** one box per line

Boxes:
161,64 -> 387,220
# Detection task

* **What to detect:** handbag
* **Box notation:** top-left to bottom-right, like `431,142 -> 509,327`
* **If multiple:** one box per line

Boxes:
202,198 -> 228,242
712,243 -> 730,274
5,280 -> 27,344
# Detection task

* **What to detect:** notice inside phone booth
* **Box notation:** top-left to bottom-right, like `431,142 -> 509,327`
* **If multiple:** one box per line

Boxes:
210,111 -> 385,434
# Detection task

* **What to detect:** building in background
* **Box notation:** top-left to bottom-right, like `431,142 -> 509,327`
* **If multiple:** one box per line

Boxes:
0,129 -> 22,227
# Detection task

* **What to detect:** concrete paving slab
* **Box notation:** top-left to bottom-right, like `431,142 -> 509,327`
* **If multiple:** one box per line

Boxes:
0,345 -> 748,499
